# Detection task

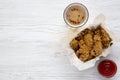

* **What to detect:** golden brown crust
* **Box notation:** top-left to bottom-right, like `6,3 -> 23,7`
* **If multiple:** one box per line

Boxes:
83,29 -> 93,50
70,39 -> 79,52
99,26 -> 112,48
77,43 -> 89,61
92,28 -> 103,56
69,25 -> 112,62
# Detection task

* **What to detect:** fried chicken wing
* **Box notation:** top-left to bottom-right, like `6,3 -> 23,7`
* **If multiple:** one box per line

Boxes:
76,43 -> 89,62
99,26 -> 112,48
92,28 -> 102,56
69,25 -> 112,62
70,39 -> 79,52
83,28 -> 93,50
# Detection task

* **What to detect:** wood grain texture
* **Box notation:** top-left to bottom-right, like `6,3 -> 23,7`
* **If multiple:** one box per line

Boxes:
0,0 -> 120,80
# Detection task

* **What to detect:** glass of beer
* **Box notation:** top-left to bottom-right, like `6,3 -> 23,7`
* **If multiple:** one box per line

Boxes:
63,3 -> 89,28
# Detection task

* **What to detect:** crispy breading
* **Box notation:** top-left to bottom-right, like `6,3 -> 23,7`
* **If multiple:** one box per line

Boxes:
99,26 -> 112,48
76,43 -> 89,62
69,25 -> 112,62
83,29 -> 93,50
91,40 -> 103,57
70,39 -> 79,52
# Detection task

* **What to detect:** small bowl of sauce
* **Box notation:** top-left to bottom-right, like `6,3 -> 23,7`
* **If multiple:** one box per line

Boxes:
63,3 -> 89,28
98,59 -> 117,78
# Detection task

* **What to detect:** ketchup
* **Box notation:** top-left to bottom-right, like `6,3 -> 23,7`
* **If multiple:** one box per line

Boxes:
98,59 -> 117,78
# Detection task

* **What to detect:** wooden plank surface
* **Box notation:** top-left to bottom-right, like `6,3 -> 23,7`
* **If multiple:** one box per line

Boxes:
0,0 -> 120,80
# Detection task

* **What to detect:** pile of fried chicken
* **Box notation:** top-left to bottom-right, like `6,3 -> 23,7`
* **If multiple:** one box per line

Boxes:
70,25 -> 112,62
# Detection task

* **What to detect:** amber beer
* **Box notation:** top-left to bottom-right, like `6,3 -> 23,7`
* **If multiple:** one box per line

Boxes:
63,3 -> 89,28
66,5 -> 86,25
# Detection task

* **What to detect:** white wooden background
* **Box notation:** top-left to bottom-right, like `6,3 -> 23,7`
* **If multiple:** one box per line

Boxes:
0,0 -> 120,80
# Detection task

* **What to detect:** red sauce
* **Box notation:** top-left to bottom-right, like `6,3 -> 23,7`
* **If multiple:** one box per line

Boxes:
98,59 -> 117,78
